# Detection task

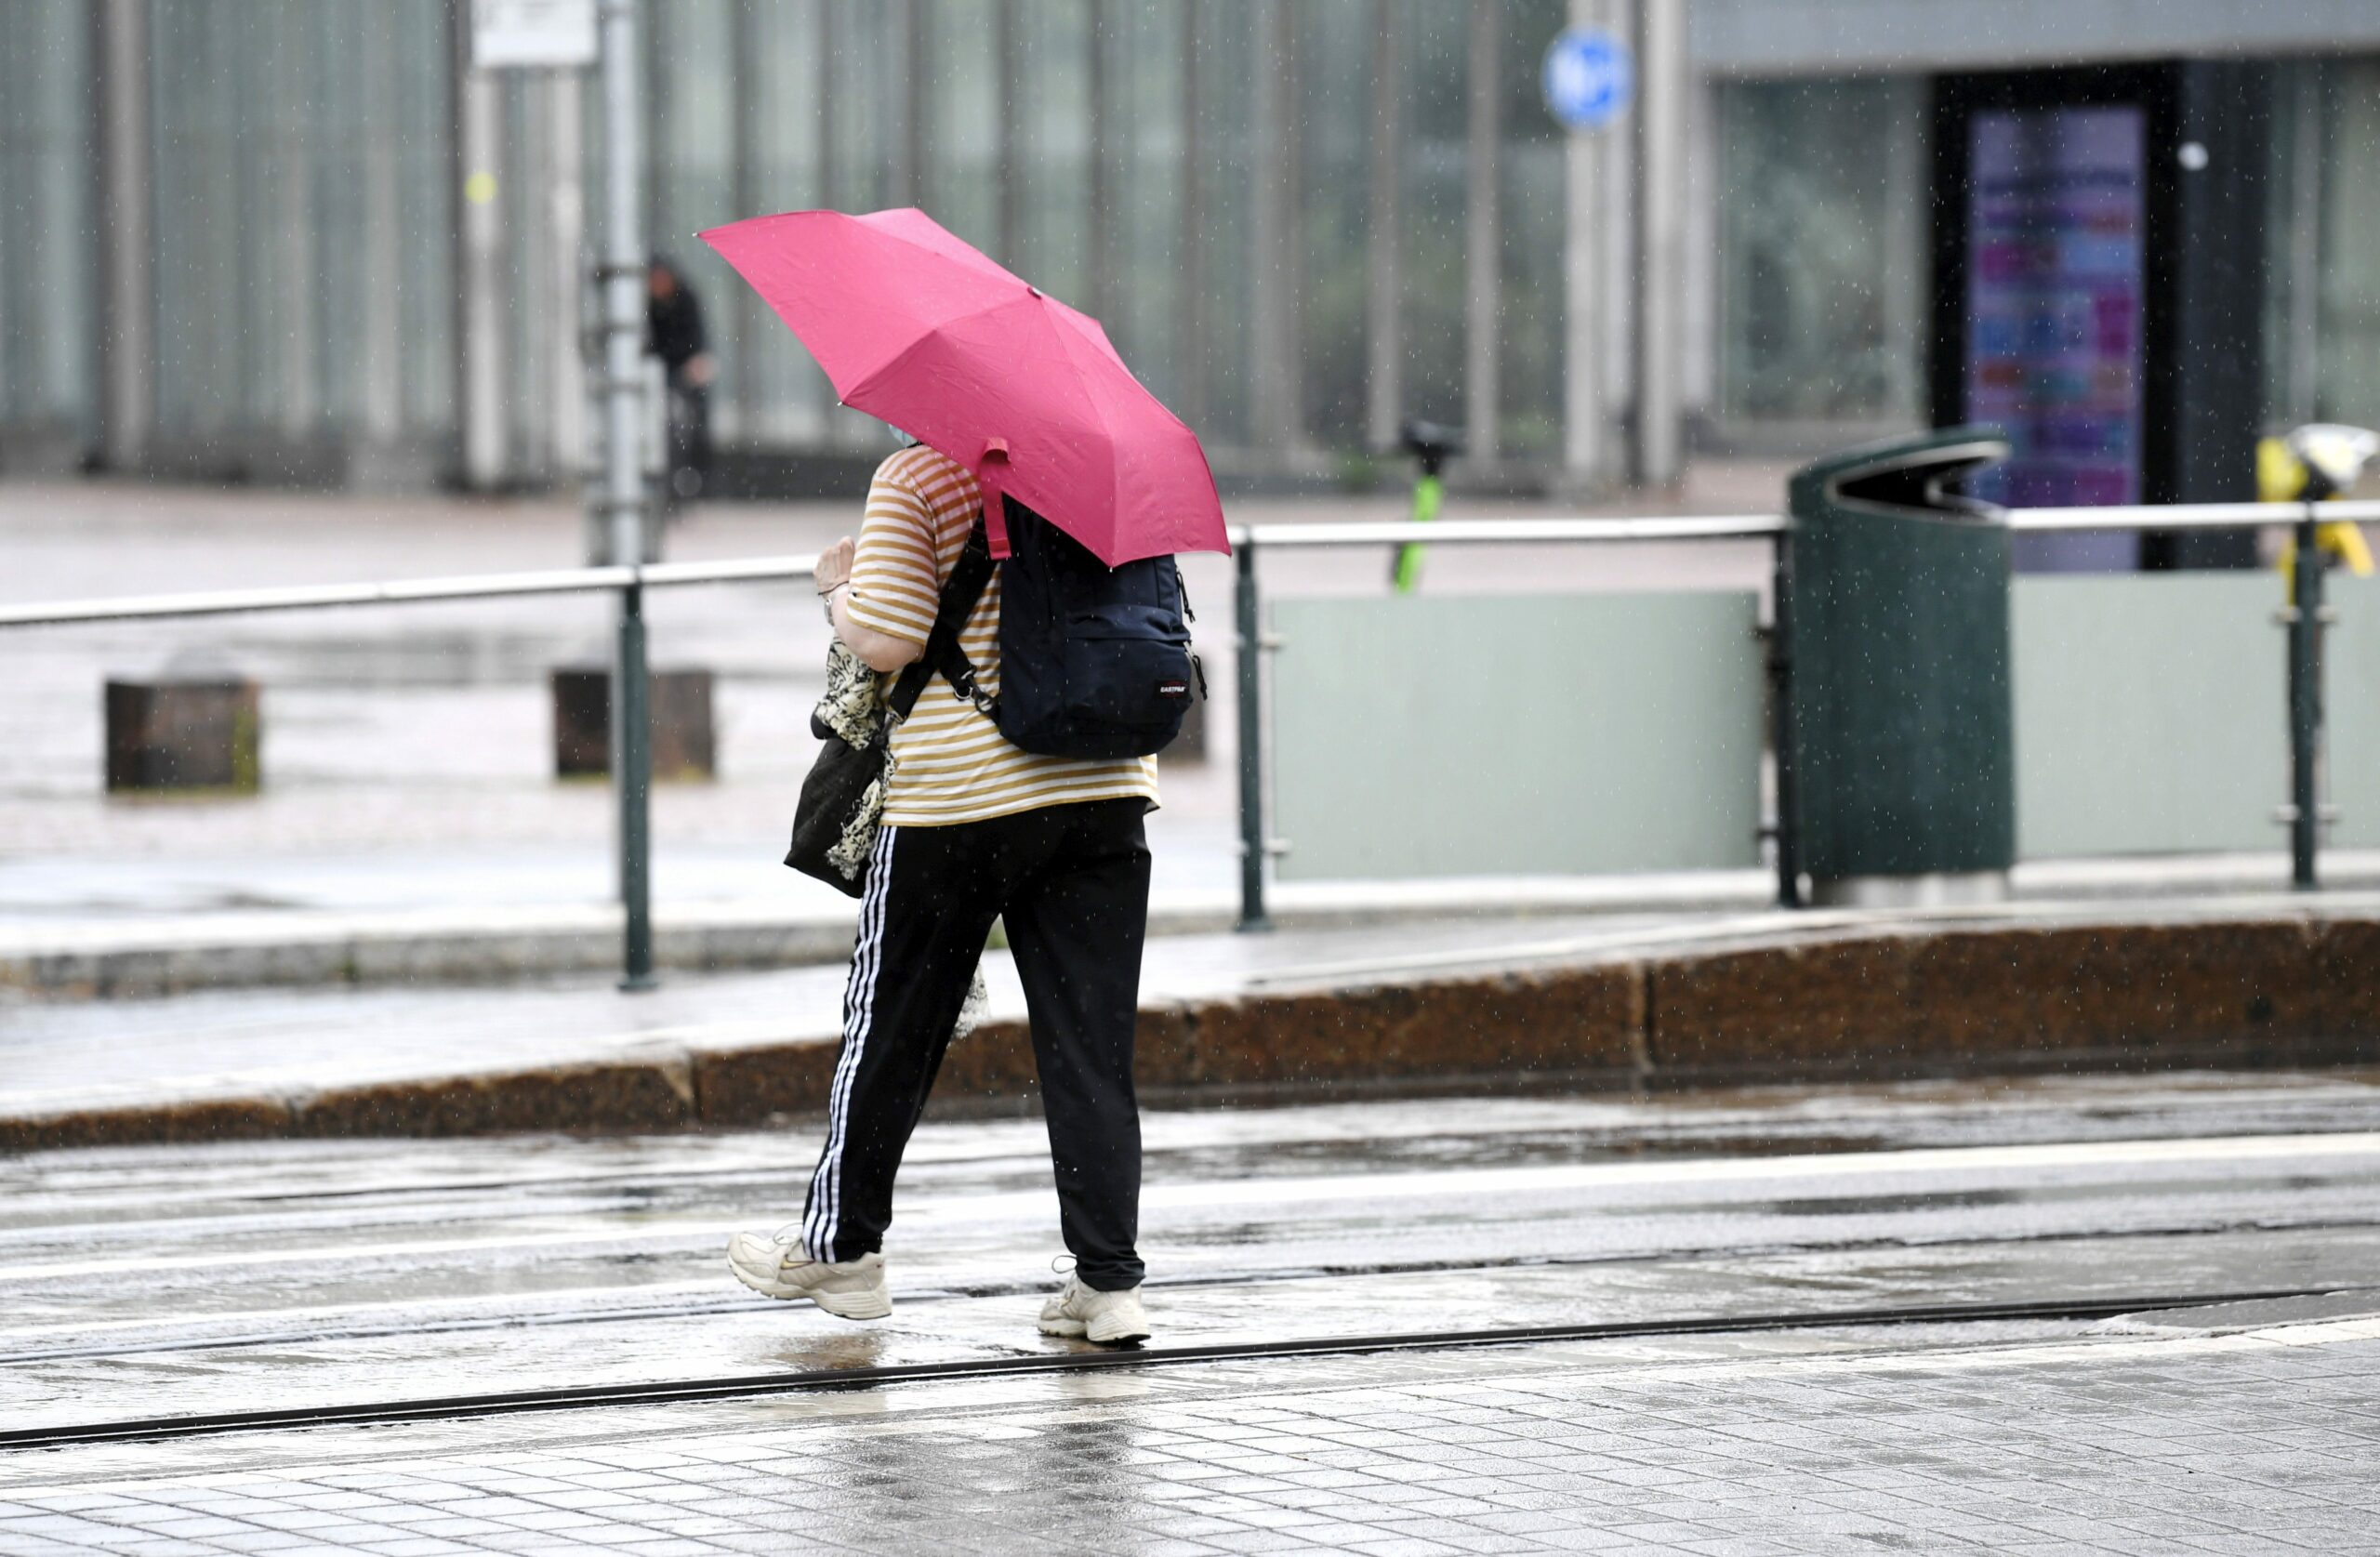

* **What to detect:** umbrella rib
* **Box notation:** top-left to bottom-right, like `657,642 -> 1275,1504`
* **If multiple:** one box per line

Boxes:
841,328 -> 947,429
863,211 -> 1029,288
1051,316 -> 1129,503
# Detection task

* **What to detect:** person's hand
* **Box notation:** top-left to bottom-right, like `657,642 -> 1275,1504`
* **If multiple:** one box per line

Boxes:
683,352 -> 718,388
816,535 -> 855,596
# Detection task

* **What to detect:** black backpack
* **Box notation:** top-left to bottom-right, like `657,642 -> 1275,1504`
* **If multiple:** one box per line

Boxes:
936,496 -> 1201,760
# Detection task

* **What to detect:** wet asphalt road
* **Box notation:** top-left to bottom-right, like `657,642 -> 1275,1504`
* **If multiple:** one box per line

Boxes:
5,1073 -> 2378,1437
2,1073 -> 2378,1552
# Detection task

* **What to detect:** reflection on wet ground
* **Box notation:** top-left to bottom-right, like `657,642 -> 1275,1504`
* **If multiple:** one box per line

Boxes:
1,1075 -> 2377,1555
2,1075 -> 2377,1445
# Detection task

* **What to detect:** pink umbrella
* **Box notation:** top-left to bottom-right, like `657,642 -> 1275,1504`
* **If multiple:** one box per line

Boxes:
699,207 -> 1227,565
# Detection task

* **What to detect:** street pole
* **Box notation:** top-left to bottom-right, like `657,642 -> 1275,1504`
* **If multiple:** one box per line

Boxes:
1769,527 -> 1803,909
2288,503 -> 2324,891
1235,537 -> 1272,933
599,0 -> 655,989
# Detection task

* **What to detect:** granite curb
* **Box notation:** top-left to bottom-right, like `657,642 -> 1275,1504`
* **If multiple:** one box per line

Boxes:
20,852 -> 2380,1002
7,903 -> 2376,1153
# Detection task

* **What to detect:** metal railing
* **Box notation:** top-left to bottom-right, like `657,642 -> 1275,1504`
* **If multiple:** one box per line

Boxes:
0,554 -> 822,988
1222,498 -> 2380,930
6,497 -> 2377,984
0,556 -> 822,627
1226,514 -> 1792,930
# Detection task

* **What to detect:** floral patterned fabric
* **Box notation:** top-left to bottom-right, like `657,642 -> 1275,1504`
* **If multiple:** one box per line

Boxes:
813,639 -> 891,887
816,638 -> 885,753
813,631 -> 986,1037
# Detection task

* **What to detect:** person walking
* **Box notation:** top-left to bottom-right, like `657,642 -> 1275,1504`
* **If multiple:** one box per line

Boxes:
644,255 -> 715,500
727,441 -> 1160,1346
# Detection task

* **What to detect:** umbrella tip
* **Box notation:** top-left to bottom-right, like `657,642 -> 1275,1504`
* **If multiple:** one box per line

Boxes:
1028,285 -> 1042,298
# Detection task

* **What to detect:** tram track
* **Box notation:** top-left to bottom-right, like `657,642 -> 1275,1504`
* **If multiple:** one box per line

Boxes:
4,1285 -> 2363,1452
8,1214 -> 2380,1366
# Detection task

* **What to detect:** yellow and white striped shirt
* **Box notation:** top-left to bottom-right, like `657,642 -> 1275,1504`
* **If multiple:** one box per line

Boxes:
844,444 -> 1159,828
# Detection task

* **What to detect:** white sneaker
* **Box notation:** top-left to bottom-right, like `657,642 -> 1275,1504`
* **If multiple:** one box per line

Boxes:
726,1232 -> 891,1321
1038,1273 -> 1151,1345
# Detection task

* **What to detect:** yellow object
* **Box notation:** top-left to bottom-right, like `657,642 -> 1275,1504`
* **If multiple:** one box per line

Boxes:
2263,436 -> 2376,593
464,170 -> 498,206
2304,519 -> 2379,576
2258,436 -> 2309,502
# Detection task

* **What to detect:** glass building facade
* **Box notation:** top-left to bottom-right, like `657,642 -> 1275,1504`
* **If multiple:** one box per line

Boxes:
1710,57 -> 2380,449
0,0 -> 95,449
5,0 -> 2380,493
1,0 -> 1578,490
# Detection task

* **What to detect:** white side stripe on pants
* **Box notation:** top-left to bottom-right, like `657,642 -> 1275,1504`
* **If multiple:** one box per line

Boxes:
803,825 -> 897,1261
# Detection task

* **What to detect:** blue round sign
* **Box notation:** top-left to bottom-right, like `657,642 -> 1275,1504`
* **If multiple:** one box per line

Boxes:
1541,28 -> 1633,132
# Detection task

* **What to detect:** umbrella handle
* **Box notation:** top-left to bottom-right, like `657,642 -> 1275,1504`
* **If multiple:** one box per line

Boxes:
978,440 -> 1012,561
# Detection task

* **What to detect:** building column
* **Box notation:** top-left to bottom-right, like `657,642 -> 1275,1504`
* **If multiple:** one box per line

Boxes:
1679,75 -> 1720,432
2280,62 -> 2323,427
1087,0 -> 1112,324
1249,0 -> 1302,452
722,0 -> 759,444
548,71 -> 587,482
1464,0 -> 1500,465
271,21 -> 318,438
1178,1 -> 1207,433
1562,0 -> 1614,494
994,0 -> 1019,268
91,0 -> 154,471
1365,0 -> 1404,455
359,2 -> 405,455
456,35 -> 508,489
816,0 -> 840,210
1632,0 -> 1685,488
893,0 -> 925,207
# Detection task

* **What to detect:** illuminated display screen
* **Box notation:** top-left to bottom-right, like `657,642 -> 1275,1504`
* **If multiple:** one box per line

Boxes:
1963,105 -> 2146,512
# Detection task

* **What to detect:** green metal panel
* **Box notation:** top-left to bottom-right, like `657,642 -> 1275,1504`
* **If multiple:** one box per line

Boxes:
2011,574 -> 2285,858
1269,594 -> 1765,881
2329,577 -> 2380,850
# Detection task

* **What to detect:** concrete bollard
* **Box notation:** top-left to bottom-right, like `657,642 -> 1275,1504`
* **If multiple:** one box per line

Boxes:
551,666 -> 716,781
105,679 -> 261,794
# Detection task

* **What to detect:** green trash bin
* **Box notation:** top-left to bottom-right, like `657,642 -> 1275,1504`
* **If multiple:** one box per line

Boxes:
1787,428 -> 2015,906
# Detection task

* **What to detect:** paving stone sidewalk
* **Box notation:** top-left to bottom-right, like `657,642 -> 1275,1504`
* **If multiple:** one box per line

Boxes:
2,1319 -> 2374,1554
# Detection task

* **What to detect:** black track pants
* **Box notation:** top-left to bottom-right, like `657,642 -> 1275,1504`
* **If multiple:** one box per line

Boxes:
800,798 -> 1152,1290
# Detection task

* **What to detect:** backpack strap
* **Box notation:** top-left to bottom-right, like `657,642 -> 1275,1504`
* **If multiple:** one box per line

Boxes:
884,511 -> 997,725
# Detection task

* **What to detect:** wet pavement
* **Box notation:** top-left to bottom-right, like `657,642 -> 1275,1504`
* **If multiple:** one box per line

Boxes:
0,476 -> 1771,901
3,908 -> 1710,1120
0,477 -> 1800,1000
3,1075 -> 2378,1550
10,482 -> 2380,1549
11,476 -> 2380,1014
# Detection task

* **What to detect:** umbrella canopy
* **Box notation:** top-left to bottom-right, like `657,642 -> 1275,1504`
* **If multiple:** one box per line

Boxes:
699,207 -> 1227,565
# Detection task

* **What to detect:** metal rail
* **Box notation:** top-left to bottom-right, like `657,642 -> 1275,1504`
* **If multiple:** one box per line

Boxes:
0,1285 -> 2336,1450
0,557 -> 821,630
1240,514 -> 1788,548
2,495 -> 2368,971
1220,498 -> 2373,926
3,500 -> 2354,630
2010,498 -> 2380,532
